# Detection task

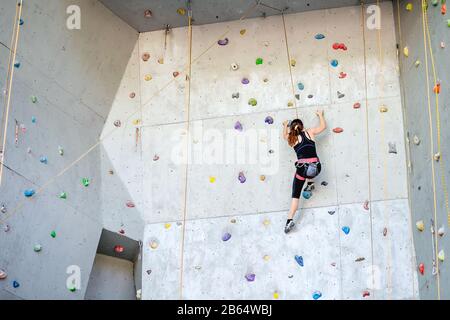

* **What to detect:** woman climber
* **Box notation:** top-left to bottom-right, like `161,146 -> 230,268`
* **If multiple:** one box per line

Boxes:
282,110 -> 326,234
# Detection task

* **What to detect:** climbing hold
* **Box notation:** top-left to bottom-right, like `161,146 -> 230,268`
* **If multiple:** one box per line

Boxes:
333,128 -> 344,134
330,59 -> 338,67
34,244 -> 42,252
177,8 -> 186,15
432,0 -> 439,6
321,181 -> 328,186
413,135 -> 420,145
144,10 -> 152,18
108,169 -> 114,175
40,156 -> 48,164
287,101 -> 294,107
157,58 -> 164,64
443,5 -> 448,15
379,106 -> 388,113
14,62 -> 20,68
290,59 -> 296,67
209,176 -> 216,183
307,94 -> 314,99
355,257 -> 365,262
441,41 -> 446,48
238,172 -> 246,184
218,38 -> 229,46
232,92 -> 240,99
418,263 -> 425,275
129,92 -> 136,99
433,83 -> 441,94
362,291 -> 370,298
263,255 -> 270,261
59,192 -> 67,200
114,245 -> 124,253
230,219 -> 237,224
248,98 -> 257,106
339,72 -> 347,79
263,219 -> 270,226
1,203 -> 6,214
406,3 -> 413,11
13,281 -> 20,288
353,102 -> 361,109
222,232 -> 232,242
332,43 -> 347,50
438,250 -> 445,262
337,91 -> 345,99
50,231 -> 56,238
328,210 -> 335,215
30,96 -> 38,103
383,227 -> 388,237
256,57 -> 263,65
234,121 -> 243,132
312,291 -> 322,300
24,189 -> 35,198
415,60 -> 421,67
126,201 -> 135,208
4,225 -> 10,232
315,34 -> 325,40
82,178 -> 90,187
153,155 -> 160,161
434,153 -> 441,161
132,119 -> 141,126
331,262 -> 337,267
403,46 -> 409,57
288,275 -> 294,279
172,71 -> 180,78
69,287 -> 76,292
363,200 -> 369,210
19,19 -> 24,26
114,120 -> 121,128
260,175 -> 266,181
388,142 -> 397,154
145,74 -> 152,81
295,94 -> 300,100
242,78 -> 250,85
31,116 -> 36,124
150,241 -> 158,249
416,220 -> 425,232
142,53 -> 150,62
58,146 -> 64,156
263,78 -> 269,83
245,273 -> 256,282
342,226 -> 350,235
230,63 -> 239,71
295,255 -> 304,267
273,292 -> 279,299
297,83 -> 304,91
438,226 -> 445,237
302,191 -> 312,200
240,29 -> 246,35
0,269 -> 6,280
265,116 -> 274,124
118,229 -> 125,235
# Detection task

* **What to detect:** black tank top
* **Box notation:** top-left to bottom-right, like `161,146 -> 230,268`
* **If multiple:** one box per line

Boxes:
293,131 -> 318,159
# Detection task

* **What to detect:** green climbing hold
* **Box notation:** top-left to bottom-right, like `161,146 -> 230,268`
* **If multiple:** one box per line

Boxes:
82,178 -> 90,187
50,231 -> 56,238
30,96 -> 37,103
248,98 -> 257,107
432,0 -> 439,6
69,287 -> 76,292
447,19 -> 450,27
59,192 -> 67,199
256,57 -> 263,65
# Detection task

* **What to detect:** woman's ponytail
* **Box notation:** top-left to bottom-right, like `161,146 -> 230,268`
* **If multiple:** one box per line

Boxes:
288,119 -> 304,146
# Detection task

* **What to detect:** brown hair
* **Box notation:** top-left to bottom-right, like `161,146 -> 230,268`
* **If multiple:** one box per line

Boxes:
288,119 -> 304,147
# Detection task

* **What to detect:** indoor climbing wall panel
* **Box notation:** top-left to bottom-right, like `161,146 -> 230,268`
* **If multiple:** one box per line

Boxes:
394,0 -> 450,300
0,0 -> 138,299
99,2 -> 420,299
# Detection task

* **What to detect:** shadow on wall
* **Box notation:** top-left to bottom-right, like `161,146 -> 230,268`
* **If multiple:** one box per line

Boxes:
85,229 -> 142,300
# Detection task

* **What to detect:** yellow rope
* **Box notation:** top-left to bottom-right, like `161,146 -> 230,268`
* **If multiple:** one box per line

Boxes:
0,1 -> 22,187
421,0 -> 440,300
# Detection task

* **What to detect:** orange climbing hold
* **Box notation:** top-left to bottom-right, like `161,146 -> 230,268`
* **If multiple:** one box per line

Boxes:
333,128 -> 344,133
433,83 -> 441,94
442,4 -> 447,15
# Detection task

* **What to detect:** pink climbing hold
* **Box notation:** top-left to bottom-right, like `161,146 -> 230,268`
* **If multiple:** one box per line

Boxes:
353,102 -> 361,109
363,291 -> 370,298
126,201 -> 135,208
363,200 -> 369,210
333,128 -> 344,133
339,72 -> 347,79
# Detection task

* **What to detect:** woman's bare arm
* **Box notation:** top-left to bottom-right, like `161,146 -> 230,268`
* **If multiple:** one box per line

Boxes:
308,110 -> 326,136
282,120 -> 289,141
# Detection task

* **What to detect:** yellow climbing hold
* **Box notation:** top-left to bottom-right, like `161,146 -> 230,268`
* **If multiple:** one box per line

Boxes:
406,3 -> 413,11
263,255 -> 270,261
403,46 -> 409,57
290,59 -> 297,67
150,241 -> 158,249
260,175 -> 266,181
415,60 -> 421,67
177,8 -> 186,15
273,291 -> 280,299
158,57 -> 164,64
379,106 -> 388,113
132,119 -> 141,125
287,101 -> 294,108
164,223 -> 171,229
263,219 -> 270,226
240,29 -> 246,35
438,249 -> 445,262
209,176 -> 216,183
416,220 -> 425,232
145,74 -> 153,81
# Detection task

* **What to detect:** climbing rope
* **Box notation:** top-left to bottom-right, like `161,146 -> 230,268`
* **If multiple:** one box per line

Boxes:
0,0 -> 23,187
421,0 -> 441,300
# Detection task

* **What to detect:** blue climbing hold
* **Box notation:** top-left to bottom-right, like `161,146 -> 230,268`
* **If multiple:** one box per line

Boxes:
265,116 -> 274,124
342,226 -> 350,235
14,62 -> 20,68
24,189 -> 35,197
312,291 -> 322,300
31,116 -> 36,124
13,281 -> 20,288
315,34 -> 325,40
40,156 -> 48,164
222,232 -> 232,242
297,82 -> 305,91
331,59 -> 339,67
302,191 -> 312,200
19,19 -> 24,26
295,255 -> 304,267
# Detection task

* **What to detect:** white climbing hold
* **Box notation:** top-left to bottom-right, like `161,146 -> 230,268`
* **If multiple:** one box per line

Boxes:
434,153 -> 441,161
413,135 -> 420,145
438,226 -> 445,237
230,63 -> 239,71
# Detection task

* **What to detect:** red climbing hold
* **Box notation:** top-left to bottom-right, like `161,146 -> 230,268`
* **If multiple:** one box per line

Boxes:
332,43 -> 347,50
173,71 -> 180,78
353,102 -> 361,109
418,263 -> 425,275
119,229 -> 125,235
339,72 -> 347,79
333,128 -> 344,133
442,4 -> 447,15
362,291 -> 370,298
114,245 -> 124,253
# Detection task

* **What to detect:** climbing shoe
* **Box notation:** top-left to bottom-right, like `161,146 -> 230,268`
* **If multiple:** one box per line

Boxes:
284,220 -> 295,234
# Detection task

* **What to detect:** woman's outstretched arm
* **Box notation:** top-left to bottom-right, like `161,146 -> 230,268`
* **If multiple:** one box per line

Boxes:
308,110 -> 326,136
282,120 -> 290,141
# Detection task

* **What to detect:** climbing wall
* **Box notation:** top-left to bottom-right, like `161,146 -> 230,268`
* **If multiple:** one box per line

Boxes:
394,0 -> 450,300
100,2 -> 420,299
0,0 -> 138,299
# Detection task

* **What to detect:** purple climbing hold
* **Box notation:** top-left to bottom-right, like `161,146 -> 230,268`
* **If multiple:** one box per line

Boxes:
241,78 -> 250,85
265,116 -> 274,124
245,273 -> 256,282
295,255 -> 304,267
222,232 -> 232,242
234,121 -> 243,132
342,226 -> 350,235
238,172 -> 246,184
218,38 -> 229,46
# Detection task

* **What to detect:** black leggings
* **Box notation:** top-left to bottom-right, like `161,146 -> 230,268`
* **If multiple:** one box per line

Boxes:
292,162 -> 322,199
